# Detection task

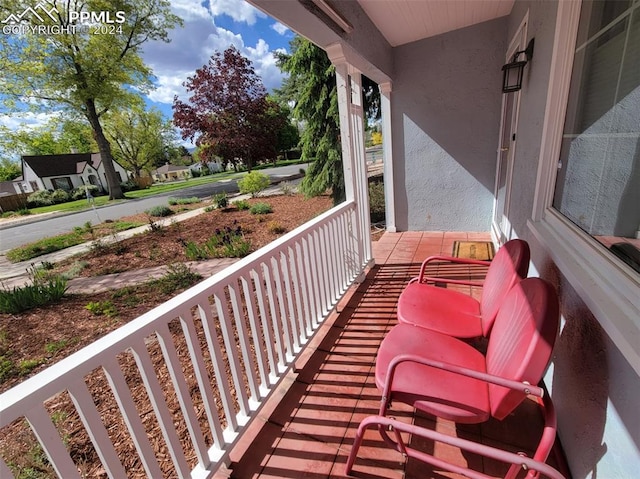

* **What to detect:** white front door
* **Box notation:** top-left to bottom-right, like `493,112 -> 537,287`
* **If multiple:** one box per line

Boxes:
492,18 -> 528,244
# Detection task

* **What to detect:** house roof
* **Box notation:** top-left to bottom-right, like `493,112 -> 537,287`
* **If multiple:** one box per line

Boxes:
22,153 -> 104,178
22,153 -> 109,178
153,164 -> 190,174
0,181 -> 17,196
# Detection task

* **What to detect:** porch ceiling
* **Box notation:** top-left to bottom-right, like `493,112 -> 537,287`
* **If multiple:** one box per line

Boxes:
356,0 -> 515,46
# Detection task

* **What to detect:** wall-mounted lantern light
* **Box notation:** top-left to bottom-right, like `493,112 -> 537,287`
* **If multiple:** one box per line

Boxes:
502,38 -> 535,93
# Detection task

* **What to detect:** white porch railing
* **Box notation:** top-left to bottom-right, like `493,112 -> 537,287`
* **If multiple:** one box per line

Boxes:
0,200 -> 366,479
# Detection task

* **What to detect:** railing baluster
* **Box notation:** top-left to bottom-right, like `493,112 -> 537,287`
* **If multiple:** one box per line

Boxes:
309,233 -> 324,326
129,339 -> 192,478
310,231 -> 327,318
102,360 -> 165,478
155,322 -> 210,469
25,405 -> 82,479
335,214 -> 348,291
288,243 -> 309,341
228,280 -> 261,402
177,306 -> 225,449
242,275 -> 271,390
213,288 -> 250,417
68,380 -> 128,478
295,240 -> 313,336
317,227 -> 332,313
0,201 -> 362,479
279,250 -> 301,350
252,268 -> 280,377
325,222 -> 340,300
262,262 -> 289,365
271,255 -> 296,356
197,301 -> 238,432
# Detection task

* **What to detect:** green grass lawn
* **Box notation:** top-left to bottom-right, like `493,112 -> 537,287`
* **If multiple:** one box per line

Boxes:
26,172 -> 242,215
18,159 -> 309,217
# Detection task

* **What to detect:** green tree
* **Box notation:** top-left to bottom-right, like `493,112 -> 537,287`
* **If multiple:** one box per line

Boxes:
270,100 -> 300,161
0,158 -> 21,181
0,119 -> 97,156
104,107 -> 175,179
276,37 -> 343,204
173,46 -> 280,171
0,0 -> 181,199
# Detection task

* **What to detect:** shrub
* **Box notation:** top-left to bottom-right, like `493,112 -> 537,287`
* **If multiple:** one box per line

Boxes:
26,190 -> 54,207
151,263 -> 202,294
369,181 -> 386,223
85,300 -> 118,317
279,181 -> 294,196
184,225 -> 251,260
168,196 -> 199,205
233,199 -> 250,210
120,180 -> 140,192
0,267 -> 68,314
71,184 -> 101,200
238,171 -> 270,197
145,205 -> 174,217
50,189 -> 70,204
250,202 -> 272,215
267,221 -> 286,234
212,192 -> 228,209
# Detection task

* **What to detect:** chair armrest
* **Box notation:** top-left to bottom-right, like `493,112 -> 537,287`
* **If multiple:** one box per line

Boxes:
417,255 -> 491,285
352,415 -> 566,479
383,353 -> 544,400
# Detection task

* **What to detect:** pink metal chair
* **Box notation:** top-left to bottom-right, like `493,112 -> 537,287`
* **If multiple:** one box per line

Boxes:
397,239 -> 530,338
346,277 -> 563,479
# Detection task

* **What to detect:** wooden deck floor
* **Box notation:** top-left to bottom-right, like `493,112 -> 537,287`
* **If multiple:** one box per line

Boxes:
215,232 -> 568,479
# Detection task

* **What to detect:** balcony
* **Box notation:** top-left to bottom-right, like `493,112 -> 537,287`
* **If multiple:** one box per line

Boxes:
0,201 -> 567,478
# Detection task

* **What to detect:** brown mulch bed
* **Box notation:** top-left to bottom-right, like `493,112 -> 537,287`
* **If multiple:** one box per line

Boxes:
0,194 -> 332,392
54,194 -> 333,278
0,193 -> 333,477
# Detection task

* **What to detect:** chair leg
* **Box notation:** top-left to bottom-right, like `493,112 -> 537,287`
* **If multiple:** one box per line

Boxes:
345,415 -> 567,479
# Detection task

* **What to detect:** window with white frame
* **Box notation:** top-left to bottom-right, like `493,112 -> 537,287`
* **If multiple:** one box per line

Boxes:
529,0 -> 640,375
552,0 -> 639,272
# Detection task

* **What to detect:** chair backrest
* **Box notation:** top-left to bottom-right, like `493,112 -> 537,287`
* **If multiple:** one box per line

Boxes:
480,239 -> 530,336
486,277 -> 559,420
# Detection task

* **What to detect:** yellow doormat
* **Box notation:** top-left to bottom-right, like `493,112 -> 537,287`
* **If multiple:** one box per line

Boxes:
452,241 -> 495,261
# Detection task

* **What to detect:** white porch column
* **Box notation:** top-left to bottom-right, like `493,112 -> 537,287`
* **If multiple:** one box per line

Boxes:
379,82 -> 396,232
326,44 -> 373,270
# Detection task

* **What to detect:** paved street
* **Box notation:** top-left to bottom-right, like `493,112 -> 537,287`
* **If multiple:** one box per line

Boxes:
0,164 -> 305,253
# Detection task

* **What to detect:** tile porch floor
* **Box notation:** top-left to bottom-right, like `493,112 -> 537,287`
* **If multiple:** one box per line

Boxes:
216,232 -> 568,479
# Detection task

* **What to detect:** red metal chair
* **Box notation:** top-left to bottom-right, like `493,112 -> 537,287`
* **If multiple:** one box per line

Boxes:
346,277 -> 563,479
397,239 -> 530,338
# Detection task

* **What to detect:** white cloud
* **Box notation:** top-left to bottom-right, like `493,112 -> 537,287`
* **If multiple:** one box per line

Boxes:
271,22 -> 289,35
207,0 -> 265,25
0,111 -> 62,131
141,0 -> 287,108
168,0 -> 211,21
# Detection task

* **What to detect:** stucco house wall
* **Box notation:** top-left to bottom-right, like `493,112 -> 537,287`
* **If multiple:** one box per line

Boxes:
391,18 -> 506,231
505,2 -> 640,478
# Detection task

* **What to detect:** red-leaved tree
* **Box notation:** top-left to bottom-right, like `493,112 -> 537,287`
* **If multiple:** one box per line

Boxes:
173,46 -> 283,170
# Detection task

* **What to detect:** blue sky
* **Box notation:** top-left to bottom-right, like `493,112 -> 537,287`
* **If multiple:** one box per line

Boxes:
142,0 -> 294,122
0,0 -> 294,148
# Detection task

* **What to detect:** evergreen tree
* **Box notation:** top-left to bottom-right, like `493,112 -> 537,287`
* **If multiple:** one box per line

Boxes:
276,36 -> 380,205
276,37 -> 344,204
